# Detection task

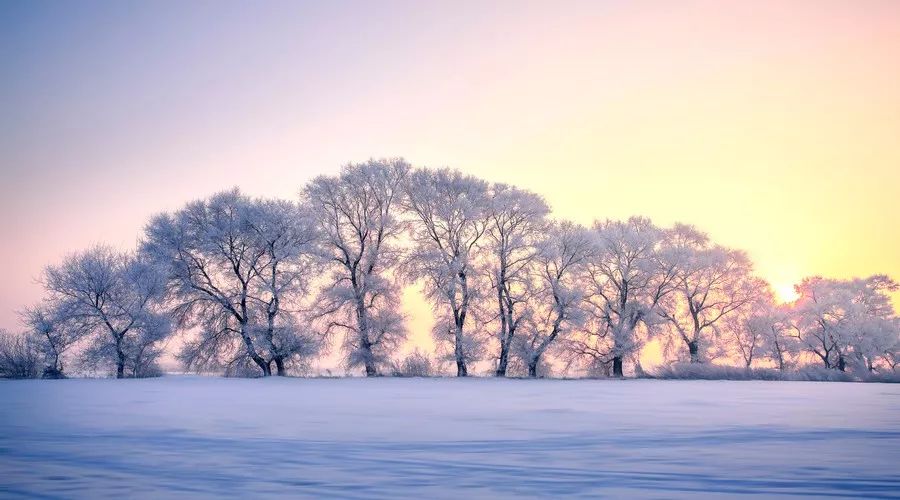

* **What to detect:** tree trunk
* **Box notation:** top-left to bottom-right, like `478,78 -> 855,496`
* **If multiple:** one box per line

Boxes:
364,361 -> 378,377
528,356 -> 539,378
612,356 -> 624,377
688,341 -> 700,363
496,348 -> 509,377
837,354 -> 846,372
274,357 -> 286,376
454,319 -> 468,377
496,284 -> 508,377
115,345 -> 126,379
253,356 -> 271,376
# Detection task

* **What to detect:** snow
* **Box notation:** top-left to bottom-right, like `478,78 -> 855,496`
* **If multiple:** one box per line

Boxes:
1,377 -> 898,498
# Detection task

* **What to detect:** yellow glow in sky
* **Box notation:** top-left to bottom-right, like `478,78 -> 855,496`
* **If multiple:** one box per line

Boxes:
1,0 -> 898,341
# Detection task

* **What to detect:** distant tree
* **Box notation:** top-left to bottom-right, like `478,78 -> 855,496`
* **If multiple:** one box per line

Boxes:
484,183 -> 549,376
143,190 -> 319,376
743,301 -> 799,371
720,286 -> 796,369
20,305 -> 79,378
304,159 -> 409,376
583,217 -> 678,376
516,221 -> 592,377
792,275 -> 899,372
0,329 -> 41,379
38,246 -> 170,378
656,225 -> 759,363
403,168 -> 490,376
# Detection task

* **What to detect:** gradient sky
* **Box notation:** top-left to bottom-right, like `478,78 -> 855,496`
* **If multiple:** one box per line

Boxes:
2,0 -> 899,346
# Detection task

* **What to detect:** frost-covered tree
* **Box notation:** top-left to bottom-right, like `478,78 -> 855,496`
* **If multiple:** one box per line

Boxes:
143,189 -> 319,376
0,329 -> 41,379
403,168 -> 490,376
38,246 -> 171,378
583,217 -> 678,376
304,159 -> 409,376
244,199 -> 321,375
484,183 -> 549,376
20,305 -> 79,378
744,302 -> 798,371
720,287 -> 798,369
516,221 -> 592,377
657,226 -> 759,363
792,275 -> 899,372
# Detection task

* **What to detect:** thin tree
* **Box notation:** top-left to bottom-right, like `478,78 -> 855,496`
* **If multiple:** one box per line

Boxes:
517,221 -> 592,377
304,159 -> 409,376
403,168 -> 490,376
484,183 -> 549,376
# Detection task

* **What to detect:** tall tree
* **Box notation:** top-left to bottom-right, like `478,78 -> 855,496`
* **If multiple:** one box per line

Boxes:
584,217 -> 678,376
516,221 -> 592,377
657,225 -> 759,363
403,168 -> 490,376
304,159 -> 409,376
245,199 -> 321,375
484,183 -> 549,376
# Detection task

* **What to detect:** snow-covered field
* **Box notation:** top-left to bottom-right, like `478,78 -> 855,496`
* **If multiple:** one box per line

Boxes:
1,377 -> 898,498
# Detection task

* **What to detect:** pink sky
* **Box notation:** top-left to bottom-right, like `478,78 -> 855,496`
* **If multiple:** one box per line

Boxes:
2,0 -> 899,340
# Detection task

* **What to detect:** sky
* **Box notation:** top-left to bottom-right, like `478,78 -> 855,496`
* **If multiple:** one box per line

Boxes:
2,0 -> 899,358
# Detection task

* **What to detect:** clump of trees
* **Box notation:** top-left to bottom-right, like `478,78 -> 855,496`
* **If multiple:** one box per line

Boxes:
4,158 -> 899,379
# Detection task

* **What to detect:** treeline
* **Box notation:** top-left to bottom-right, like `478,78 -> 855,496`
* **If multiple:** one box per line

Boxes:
2,158 -> 898,379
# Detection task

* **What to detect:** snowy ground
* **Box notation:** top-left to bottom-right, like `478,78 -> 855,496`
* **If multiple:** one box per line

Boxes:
1,377 -> 898,499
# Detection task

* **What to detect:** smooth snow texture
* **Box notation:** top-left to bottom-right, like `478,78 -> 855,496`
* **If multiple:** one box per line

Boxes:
1,377 -> 898,498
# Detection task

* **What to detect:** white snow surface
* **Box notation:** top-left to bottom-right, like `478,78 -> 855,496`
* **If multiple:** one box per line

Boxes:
1,376 -> 898,498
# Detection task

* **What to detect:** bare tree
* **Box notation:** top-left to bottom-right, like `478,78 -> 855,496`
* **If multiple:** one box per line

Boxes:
304,159 -> 409,376
403,168 -> 490,376
38,246 -> 170,378
516,221 -> 592,377
584,217 -> 678,376
484,183 -> 549,376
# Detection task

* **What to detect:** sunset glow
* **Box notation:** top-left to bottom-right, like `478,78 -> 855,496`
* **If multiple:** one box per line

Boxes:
1,0 -> 899,341
2,3 -> 899,496
774,283 -> 800,304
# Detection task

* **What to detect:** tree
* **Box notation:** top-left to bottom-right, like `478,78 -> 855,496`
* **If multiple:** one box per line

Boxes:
720,287 -> 798,369
20,305 -> 79,378
245,199 -> 322,375
403,168 -> 490,376
143,189 -> 319,376
516,221 -> 592,377
304,159 -> 409,376
748,303 -> 798,371
39,246 -> 170,378
584,217 -> 678,376
657,225 -> 758,363
0,330 -> 40,379
484,183 -> 549,376
792,275 -> 899,372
